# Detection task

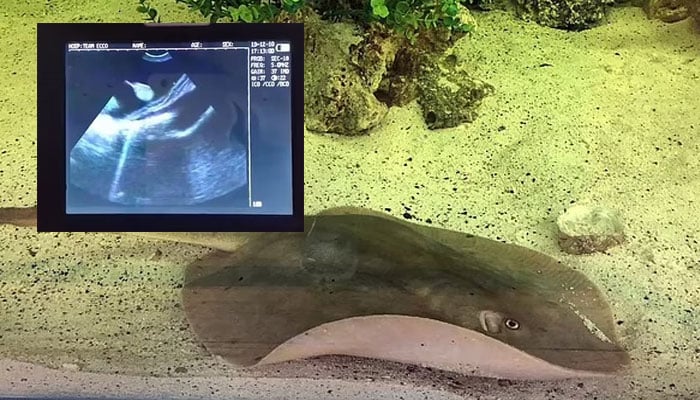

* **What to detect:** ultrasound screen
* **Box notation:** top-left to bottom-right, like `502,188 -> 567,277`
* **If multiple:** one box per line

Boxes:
65,40 -> 293,215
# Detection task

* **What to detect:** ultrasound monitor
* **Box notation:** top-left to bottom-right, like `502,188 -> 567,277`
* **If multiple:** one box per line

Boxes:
36,23 -> 304,232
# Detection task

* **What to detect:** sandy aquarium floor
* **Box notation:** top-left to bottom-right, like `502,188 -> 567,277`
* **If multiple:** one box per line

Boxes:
0,1 -> 699,399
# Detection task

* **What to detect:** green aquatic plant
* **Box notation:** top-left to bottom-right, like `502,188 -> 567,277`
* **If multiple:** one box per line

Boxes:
363,0 -> 473,40
136,0 -> 474,40
136,0 -> 160,22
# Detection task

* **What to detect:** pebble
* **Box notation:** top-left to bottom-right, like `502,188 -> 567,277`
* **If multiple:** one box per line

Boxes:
556,204 -> 625,254
60,363 -> 81,372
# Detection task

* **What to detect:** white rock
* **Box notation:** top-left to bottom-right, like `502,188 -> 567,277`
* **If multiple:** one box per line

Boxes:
556,204 -> 625,255
60,363 -> 81,372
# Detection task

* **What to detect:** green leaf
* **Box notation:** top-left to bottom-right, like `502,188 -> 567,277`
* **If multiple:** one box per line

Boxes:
260,4 -> 279,19
374,4 -> 389,18
200,0 -> 211,16
444,4 -> 458,17
250,5 -> 260,20
371,0 -> 385,6
136,5 -> 148,13
228,6 -> 238,20
282,0 -> 303,11
394,1 -> 410,15
147,8 -> 157,19
238,4 -> 253,22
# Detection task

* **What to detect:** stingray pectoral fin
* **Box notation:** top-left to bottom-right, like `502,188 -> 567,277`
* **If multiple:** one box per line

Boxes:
136,232 -> 263,253
255,315 -> 613,381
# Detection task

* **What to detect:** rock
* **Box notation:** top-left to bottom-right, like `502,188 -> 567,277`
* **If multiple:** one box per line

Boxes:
417,57 -> 495,130
60,363 -> 81,372
374,5 -> 475,109
276,10 -> 388,135
279,7 -> 492,135
556,205 -> 625,255
278,9 -> 389,135
644,0 -> 690,22
149,248 -> 163,261
515,0 -> 609,30
308,69 -> 389,135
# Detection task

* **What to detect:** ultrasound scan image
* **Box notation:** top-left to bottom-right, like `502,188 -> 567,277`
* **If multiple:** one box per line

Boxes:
66,49 -> 250,213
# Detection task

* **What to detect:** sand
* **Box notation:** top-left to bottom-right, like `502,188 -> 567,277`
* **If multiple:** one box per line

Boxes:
0,1 -> 698,399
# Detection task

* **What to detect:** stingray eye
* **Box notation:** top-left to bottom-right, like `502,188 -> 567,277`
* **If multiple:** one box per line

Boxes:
504,318 -> 520,330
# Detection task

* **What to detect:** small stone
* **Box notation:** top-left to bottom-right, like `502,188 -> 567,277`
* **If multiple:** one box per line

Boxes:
174,366 -> 188,373
60,363 -> 81,372
556,204 -> 625,255
149,248 -> 163,261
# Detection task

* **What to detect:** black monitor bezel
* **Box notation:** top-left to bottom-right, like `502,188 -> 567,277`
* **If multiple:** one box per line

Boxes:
37,22 -> 304,232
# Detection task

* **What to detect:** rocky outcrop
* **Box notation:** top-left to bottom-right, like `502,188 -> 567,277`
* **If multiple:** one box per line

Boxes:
644,0 -> 690,22
417,55 -> 495,130
276,10 -> 391,135
278,7 -> 493,135
515,0 -> 610,30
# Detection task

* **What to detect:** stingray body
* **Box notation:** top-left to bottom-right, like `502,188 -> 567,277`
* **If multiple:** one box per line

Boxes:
181,208 -> 629,378
0,206 -> 629,379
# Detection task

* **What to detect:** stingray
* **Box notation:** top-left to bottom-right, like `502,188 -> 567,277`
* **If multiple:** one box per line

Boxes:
0,206 -> 630,380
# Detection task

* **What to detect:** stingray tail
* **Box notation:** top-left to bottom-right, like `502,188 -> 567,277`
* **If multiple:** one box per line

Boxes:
0,206 -> 254,253
0,206 -> 38,227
